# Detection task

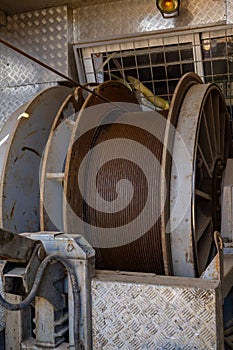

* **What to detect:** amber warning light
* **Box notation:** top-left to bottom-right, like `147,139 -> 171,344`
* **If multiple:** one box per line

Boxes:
156,0 -> 180,18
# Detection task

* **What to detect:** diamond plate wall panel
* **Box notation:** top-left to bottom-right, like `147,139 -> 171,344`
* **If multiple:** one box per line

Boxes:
0,6 -> 71,86
0,83 -> 56,130
227,0 -> 233,24
74,0 -> 226,42
0,44 -> 59,87
92,274 -> 223,350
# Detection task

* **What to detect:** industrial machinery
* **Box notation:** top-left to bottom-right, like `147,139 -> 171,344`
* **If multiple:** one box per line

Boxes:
0,69 -> 232,350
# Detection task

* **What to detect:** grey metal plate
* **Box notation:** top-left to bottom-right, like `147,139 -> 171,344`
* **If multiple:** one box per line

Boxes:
74,0 -> 226,42
227,1 -> 233,23
92,272 -> 222,350
0,6 -> 70,86
0,0 -> 121,15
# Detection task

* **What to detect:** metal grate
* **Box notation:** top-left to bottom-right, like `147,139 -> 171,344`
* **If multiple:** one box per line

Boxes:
75,34 -> 196,109
91,43 -> 194,104
201,27 -> 233,118
74,24 -> 233,119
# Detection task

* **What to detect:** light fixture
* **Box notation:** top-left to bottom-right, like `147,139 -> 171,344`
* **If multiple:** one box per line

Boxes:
156,0 -> 180,18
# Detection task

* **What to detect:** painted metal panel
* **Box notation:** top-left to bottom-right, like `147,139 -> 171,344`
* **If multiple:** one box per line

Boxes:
0,86 -> 72,233
0,83 -> 56,130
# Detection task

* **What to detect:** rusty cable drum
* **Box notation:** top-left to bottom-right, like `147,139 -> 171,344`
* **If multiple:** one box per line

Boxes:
1,74 -> 230,277
63,81 -> 167,274
66,115 -> 166,274
61,75 -> 232,277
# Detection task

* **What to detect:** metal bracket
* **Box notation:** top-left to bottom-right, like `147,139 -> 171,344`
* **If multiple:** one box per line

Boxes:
3,232 -> 95,350
201,231 -> 223,281
3,240 -> 45,295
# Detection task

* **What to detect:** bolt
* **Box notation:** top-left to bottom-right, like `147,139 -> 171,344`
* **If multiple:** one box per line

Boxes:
67,242 -> 75,253
37,246 -> 45,260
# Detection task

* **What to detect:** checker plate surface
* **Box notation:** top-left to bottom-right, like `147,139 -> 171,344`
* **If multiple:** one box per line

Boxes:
92,275 -> 222,350
0,6 -> 70,86
74,0 -> 226,42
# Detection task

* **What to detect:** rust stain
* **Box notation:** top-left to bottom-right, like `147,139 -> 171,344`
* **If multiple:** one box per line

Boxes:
67,242 -> 76,252
25,130 -> 37,138
10,201 -> 16,219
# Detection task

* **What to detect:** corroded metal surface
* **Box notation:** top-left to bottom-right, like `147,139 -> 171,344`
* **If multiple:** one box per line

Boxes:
170,81 -> 231,276
0,86 -> 72,233
92,272 -> 223,350
62,74 -> 231,277
40,94 -> 79,232
0,265 -> 4,332
0,228 -> 41,263
161,73 -> 203,275
64,81 -> 167,274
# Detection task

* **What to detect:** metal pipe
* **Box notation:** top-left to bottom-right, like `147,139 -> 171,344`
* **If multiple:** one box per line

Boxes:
0,253 -> 81,349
